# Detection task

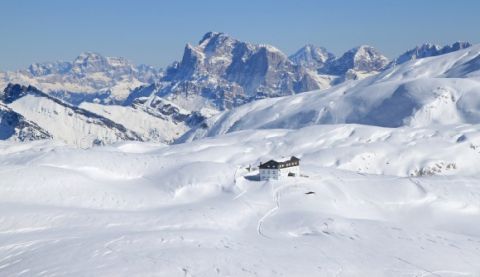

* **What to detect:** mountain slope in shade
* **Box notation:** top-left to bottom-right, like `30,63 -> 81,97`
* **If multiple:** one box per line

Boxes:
0,83 -> 207,145
180,44 -> 480,142
1,84 -> 143,146
0,103 -> 52,141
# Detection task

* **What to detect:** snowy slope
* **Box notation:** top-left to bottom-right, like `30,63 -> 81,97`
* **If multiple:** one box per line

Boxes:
79,102 -> 190,143
2,84 -> 142,146
1,124 -> 480,275
182,44 -> 480,141
0,103 -> 52,141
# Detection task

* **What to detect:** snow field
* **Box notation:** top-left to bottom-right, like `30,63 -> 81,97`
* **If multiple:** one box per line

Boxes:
1,124 -> 480,275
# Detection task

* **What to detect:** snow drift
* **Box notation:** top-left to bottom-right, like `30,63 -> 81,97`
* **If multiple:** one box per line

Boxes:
1,124 -> 480,275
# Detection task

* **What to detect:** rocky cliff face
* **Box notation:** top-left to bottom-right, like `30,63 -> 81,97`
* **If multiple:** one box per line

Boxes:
151,32 -> 324,111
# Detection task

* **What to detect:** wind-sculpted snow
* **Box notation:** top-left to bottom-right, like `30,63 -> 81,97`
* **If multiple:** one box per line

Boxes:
182,44 -> 480,141
1,124 -> 480,275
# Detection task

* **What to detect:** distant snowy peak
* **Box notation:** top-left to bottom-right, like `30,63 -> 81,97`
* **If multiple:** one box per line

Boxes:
394,41 -> 472,65
289,44 -> 389,81
325,45 -> 390,75
28,61 -> 72,76
289,44 -> 336,70
71,52 -> 133,77
2,52 -> 161,105
27,52 -> 158,81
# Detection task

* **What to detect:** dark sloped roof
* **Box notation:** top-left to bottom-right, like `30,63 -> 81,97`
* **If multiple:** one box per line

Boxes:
259,160 -> 279,169
259,156 -> 300,169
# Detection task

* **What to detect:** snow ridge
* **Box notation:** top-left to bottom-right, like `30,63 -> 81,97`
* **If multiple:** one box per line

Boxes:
181,44 -> 480,142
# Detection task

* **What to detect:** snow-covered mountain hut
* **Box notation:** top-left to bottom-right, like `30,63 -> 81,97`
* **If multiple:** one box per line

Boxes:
259,156 -> 300,180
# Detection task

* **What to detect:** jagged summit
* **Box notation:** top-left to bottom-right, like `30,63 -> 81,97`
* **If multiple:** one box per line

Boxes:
74,51 -> 104,62
198,31 -> 232,47
289,44 -> 336,71
1,33 -> 476,141
158,31 -> 323,111
289,44 -> 390,82
199,31 -> 224,44
324,45 -> 390,75
1,83 -> 34,104
393,41 -> 472,65
181,43 -> 480,142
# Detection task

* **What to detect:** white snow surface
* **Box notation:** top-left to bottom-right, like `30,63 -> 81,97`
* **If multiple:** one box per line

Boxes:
1,124 -> 480,276
6,94 -> 139,147
79,102 -> 189,143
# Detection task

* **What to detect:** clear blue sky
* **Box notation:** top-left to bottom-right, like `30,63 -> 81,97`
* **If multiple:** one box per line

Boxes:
1,0 -> 479,71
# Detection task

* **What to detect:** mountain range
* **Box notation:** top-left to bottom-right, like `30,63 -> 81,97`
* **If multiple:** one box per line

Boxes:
181,43 -> 480,142
0,52 -> 160,105
0,32 -> 475,146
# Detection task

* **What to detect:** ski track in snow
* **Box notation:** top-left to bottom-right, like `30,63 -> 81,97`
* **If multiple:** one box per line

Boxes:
2,123 -> 480,275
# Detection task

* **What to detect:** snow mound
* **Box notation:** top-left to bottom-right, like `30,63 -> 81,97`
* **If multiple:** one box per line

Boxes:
1,124 -> 480,275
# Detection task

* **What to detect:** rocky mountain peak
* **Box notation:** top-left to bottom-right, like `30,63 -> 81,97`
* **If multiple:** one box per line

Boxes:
351,45 -> 389,69
27,61 -> 72,76
394,41 -> 472,65
157,32 -> 323,111
1,83 -> 36,104
71,52 -> 137,76
289,44 -> 336,70
324,45 -> 389,75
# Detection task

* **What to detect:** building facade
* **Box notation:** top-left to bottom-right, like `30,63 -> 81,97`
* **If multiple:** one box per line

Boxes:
259,156 -> 300,181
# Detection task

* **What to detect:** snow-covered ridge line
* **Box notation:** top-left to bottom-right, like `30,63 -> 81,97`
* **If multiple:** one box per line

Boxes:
0,33 -> 472,116
181,43 -> 480,142
2,83 -> 141,136
0,102 -> 52,141
1,83 -> 147,146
